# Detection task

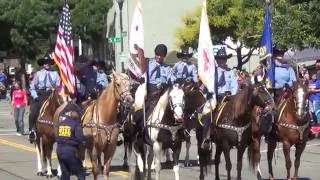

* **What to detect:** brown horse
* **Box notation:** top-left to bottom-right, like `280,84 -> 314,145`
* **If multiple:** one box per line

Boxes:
81,72 -> 133,180
212,84 -> 273,180
34,90 -> 64,177
266,80 -> 310,180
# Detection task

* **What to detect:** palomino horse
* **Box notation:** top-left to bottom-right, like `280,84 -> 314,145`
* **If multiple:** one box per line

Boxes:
81,72 -> 133,180
34,90 -> 64,177
212,84 -> 273,180
266,80 -> 310,180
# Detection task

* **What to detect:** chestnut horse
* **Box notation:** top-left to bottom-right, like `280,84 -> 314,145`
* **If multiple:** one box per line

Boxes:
34,90 -> 64,177
81,72 -> 133,180
266,80 -> 310,180
212,84 -> 273,180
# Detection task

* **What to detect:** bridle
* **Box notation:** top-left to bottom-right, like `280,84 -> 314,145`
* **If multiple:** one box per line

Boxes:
113,75 -> 132,107
169,85 -> 185,123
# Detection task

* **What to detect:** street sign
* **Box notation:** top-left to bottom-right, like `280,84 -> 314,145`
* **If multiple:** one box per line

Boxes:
121,31 -> 127,37
108,37 -> 122,44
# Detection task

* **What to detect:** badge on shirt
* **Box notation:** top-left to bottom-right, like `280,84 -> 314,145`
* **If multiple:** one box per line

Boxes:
58,125 -> 71,137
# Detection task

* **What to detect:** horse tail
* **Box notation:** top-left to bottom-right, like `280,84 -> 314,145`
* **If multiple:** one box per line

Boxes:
247,139 -> 255,171
247,136 -> 261,172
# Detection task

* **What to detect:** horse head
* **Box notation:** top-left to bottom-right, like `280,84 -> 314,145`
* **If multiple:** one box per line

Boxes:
111,71 -> 134,107
168,83 -> 185,123
292,80 -> 309,120
252,82 -> 275,114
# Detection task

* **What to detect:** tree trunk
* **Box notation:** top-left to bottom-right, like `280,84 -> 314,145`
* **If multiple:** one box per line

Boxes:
236,47 -> 242,70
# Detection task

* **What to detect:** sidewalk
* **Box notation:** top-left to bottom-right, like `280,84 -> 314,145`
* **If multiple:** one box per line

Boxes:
0,99 -> 29,135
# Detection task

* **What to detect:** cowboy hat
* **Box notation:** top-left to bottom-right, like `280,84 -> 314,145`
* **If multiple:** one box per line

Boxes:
176,47 -> 193,59
273,46 -> 287,56
37,55 -> 55,66
215,47 -> 232,60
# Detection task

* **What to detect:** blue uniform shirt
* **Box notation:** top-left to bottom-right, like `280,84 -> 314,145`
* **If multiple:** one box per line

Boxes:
81,67 -> 97,95
56,117 -> 85,156
274,60 -> 296,89
173,60 -> 198,82
216,67 -> 238,96
313,79 -> 320,101
96,71 -> 108,88
30,69 -> 60,99
148,59 -> 176,85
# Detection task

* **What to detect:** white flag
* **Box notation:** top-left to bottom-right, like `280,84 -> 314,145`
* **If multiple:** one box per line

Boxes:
128,0 -> 144,78
198,0 -> 216,95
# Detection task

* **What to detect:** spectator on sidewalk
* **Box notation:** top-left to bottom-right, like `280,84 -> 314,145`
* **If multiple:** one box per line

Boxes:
11,81 -> 27,136
309,72 -> 320,125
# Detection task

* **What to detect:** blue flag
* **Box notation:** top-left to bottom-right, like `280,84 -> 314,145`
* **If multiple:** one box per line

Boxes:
259,2 -> 274,88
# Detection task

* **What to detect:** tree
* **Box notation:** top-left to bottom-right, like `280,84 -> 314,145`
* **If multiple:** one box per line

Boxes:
177,0 -> 264,70
0,0 -> 113,64
176,0 -> 320,69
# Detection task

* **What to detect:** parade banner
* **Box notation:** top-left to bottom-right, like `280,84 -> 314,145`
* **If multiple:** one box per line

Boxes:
259,2 -> 274,88
198,0 -> 216,95
128,0 -> 144,78
53,1 -> 75,94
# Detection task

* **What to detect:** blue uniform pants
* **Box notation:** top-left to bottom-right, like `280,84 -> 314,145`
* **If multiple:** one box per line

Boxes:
57,148 -> 85,180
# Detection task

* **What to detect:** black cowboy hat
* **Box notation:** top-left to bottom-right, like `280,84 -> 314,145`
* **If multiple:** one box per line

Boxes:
37,55 -> 55,66
215,47 -> 232,60
273,46 -> 287,56
177,47 -> 193,59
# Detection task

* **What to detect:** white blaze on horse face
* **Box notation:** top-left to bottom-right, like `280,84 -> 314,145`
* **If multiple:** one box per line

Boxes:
169,86 -> 185,121
297,88 -> 306,117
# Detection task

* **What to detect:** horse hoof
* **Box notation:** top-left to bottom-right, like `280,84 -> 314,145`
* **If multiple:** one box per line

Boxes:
36,172 -> 44,176
184,162 -> 192,167
46,174 -> 53,178
122,163 -> 129,170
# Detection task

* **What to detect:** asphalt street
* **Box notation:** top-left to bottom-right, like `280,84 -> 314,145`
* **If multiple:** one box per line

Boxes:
0,100 -> 320,180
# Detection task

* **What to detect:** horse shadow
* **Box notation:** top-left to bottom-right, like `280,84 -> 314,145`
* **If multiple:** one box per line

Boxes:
160,159 -> 215,169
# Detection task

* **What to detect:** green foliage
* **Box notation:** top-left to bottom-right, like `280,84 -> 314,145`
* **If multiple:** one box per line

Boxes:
0,0 -> 112,63
176,0 -> 320,69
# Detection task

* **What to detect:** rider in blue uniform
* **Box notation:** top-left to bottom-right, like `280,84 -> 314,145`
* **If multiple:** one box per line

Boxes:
215,47 -> 239,100
28,56 -> 60,142
96,61 -> 108,92
272,46 -> 297,100
146,44 -> 176,117
173,47 -> 198,84
56,103 -> 85,180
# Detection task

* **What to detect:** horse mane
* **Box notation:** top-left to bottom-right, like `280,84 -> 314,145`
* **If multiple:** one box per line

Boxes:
231,85 -> 253,120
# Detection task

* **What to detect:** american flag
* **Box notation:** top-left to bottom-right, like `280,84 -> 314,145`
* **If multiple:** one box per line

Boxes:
53,2 -> 75,94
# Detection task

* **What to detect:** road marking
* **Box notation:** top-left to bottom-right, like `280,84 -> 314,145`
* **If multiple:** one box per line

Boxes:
260,142 -> 320,153
0,138 -> 57,159
0,138 -> 129,177
110,171 -> 129,177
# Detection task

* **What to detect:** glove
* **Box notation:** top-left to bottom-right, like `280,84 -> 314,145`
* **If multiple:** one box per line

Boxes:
138,77 -> 145,84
